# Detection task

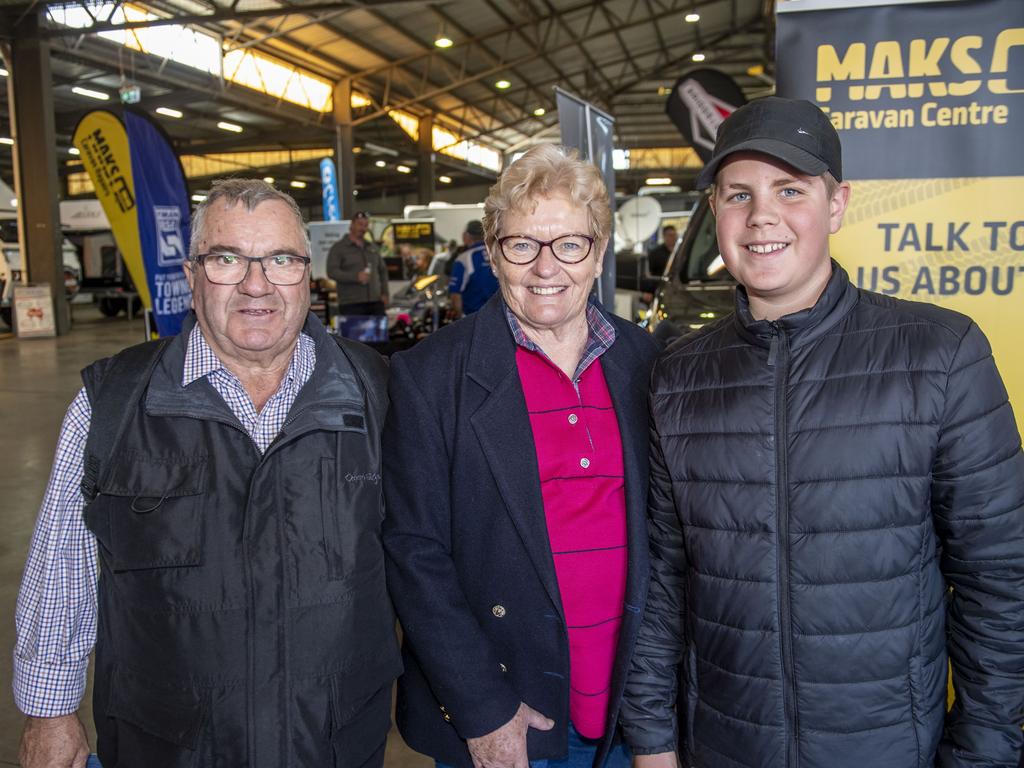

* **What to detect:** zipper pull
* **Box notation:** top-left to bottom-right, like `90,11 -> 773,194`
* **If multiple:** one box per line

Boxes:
767,327 -> 779,367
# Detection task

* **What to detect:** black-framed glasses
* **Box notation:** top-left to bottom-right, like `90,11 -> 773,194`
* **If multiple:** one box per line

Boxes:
497,233 -> 595,265
191,252 -> 311,286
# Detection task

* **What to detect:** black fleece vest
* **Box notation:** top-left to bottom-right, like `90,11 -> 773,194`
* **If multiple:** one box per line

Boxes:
80,316 -> 401,768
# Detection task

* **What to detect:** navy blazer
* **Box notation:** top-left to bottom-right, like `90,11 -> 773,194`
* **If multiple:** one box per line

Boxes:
382,294 -> 662,768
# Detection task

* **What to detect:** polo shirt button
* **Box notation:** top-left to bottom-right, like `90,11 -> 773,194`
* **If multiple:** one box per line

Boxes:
499,663 -> 508,673
580,457 -> 591,469
568,413 -> 578,425
492,604 -> 506,618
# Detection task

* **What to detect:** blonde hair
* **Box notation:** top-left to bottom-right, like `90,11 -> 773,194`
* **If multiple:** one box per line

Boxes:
483,144 -> 611,253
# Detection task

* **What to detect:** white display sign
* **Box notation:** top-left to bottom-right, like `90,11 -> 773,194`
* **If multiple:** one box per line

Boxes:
308,220 -> 350,280
14,284 -> 56,338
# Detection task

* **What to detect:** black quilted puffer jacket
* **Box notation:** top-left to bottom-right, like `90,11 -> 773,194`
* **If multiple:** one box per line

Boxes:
620,264 -> 1024,768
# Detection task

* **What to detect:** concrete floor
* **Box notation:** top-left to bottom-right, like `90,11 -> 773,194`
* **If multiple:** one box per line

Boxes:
0,304 -> 430,768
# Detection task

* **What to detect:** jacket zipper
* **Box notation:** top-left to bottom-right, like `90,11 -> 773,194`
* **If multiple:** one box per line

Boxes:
769,324 -> 798,767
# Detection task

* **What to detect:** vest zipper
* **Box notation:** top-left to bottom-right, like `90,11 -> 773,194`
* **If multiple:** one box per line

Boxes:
770,323 -> 798,767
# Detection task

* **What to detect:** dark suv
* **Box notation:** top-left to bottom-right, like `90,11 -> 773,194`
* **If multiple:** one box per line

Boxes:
646,195 -> 735,340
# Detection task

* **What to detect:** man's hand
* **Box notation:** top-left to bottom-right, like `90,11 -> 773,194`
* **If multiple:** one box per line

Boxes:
380,293 -> 389,308
633,752 -> 680,768
19,713 -> 90,768
357,269 -> 371,285
466,702 -> 554,768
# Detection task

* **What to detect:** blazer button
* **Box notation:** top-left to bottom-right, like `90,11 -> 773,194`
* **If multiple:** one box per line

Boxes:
492,604 -> 506,618
443,713 -> 452,722
499,663 -> 508,672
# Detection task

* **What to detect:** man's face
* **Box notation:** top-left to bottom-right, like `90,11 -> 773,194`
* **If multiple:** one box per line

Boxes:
663,226 -> 678,250
711,152 -> 849,317
349,216 -> 369,240
185,199 -> 310,367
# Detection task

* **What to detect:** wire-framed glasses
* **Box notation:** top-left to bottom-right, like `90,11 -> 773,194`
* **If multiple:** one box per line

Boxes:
497,234 -> 595,265
192,252 -> 311,285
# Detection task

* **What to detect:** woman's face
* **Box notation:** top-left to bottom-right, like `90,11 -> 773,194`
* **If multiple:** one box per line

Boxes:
491,195 -> 604,337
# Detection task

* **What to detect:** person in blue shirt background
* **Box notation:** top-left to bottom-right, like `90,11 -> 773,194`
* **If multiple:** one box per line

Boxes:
448,219 -> 499,317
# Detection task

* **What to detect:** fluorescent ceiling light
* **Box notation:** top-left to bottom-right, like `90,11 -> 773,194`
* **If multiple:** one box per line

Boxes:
494,80 -> 511,89
375,160 -> 386,168
438,175 -> 452,184
263,177 -> 275,184
156,107 -> 183,119
396,165 -> 412,174
645,177 -> 672,185
685,13 -> 700,22
72,86 -> 109,101
0,68 -> 8,77
434,36 -> 453,48
191,194 -> 207,202
10,198 -> 18,207
533,107 -> 545,117
290,180 -> 307,189
217,121 -> 243,133
69,147 -> 80,155
0,137 -> 13,146
692,53 -> 706,62
364,141 -> 398,157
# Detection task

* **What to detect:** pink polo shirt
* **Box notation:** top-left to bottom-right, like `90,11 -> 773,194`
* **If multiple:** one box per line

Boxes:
515,345 -> 627,739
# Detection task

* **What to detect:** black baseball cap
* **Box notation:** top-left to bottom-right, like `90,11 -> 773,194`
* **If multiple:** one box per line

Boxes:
695,97 -> 842,189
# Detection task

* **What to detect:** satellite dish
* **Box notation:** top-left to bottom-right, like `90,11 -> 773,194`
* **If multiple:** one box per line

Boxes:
616,196 -> 662,249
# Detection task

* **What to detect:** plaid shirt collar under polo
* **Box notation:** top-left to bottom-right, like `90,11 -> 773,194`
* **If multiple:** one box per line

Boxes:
182,323 -> 316,454
502,298 -> 617,380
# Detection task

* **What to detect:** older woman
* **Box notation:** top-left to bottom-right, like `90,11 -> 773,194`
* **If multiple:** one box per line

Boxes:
382,144 -> 661,768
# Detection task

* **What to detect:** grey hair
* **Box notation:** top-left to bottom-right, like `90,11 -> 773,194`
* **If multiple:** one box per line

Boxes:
189,178 -> 311,258
483,144 -> 611,254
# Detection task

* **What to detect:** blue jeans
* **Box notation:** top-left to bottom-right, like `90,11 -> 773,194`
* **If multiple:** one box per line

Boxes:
438,723 -> 632,768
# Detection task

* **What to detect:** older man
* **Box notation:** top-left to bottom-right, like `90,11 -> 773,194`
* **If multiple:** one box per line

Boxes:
14,179 -> 400,768
326,210 -> 390,316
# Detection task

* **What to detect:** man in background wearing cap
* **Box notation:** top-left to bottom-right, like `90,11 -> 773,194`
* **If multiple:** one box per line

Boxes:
447,219 -> 498,317
619,97 -> 1024,767
327,211 -> 390,316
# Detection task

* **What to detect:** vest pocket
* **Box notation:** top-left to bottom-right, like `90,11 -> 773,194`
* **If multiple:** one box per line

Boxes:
87,455 -> 207,571
330,679 -> 392,768
321,456 -> 384,581
106,665 -> 207,766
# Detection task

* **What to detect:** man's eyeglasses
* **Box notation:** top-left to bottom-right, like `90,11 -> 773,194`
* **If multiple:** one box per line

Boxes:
497,234 -> 595,265
191,252 -> 311,286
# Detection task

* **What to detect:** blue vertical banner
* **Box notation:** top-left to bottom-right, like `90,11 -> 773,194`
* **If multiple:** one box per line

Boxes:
73,109 -> 192,337
320,158 -> 341,221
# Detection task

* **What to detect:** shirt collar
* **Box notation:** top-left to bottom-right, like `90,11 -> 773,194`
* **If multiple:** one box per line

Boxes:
502,297 -> 617,379
183,323 -> 316,395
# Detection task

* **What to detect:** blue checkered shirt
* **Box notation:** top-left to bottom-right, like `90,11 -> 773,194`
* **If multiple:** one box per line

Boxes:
502,298 -> 617,380
12,324 -> 316,717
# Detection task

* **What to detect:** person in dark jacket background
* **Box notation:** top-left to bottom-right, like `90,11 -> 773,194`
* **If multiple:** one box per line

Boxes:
382,144 -> 661,768
620,97 -> 1024,768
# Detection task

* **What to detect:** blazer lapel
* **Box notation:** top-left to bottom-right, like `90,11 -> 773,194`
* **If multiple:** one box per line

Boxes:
467,299 -> 565,620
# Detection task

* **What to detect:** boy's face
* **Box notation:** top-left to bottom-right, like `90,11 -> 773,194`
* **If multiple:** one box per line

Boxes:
711,151 -> 850,319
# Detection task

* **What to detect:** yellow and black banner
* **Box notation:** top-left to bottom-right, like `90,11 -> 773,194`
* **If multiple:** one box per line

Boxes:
778,0 -> 1024,432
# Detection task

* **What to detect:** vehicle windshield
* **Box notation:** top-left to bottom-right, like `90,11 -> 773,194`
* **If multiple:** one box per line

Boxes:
678,200 -> 731,284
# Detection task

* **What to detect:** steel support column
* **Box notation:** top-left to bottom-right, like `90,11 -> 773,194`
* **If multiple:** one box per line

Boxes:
417,114 -> 434,204
333,79 -> 356,217
9,10 -> 70,334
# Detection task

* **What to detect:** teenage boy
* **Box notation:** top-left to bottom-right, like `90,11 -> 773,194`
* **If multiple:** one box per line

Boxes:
619,97 -> 1024,768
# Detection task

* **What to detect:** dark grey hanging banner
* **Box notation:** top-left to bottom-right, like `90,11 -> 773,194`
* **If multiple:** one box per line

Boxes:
556,87 -> 616,310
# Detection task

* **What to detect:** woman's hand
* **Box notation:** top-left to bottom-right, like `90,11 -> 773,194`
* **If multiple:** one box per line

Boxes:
466,702 -> 554,768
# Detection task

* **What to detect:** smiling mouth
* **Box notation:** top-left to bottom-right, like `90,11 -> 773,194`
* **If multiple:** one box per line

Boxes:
239,308 -> 275,316
746,242 -> 788,254
529,286 -> 566,296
